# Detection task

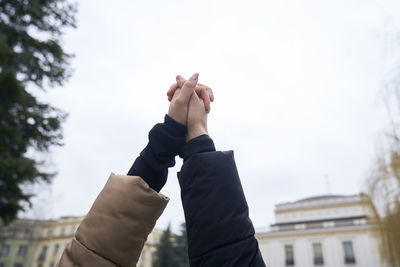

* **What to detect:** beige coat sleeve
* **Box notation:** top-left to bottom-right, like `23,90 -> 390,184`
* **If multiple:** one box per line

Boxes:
57,173 -> 169,267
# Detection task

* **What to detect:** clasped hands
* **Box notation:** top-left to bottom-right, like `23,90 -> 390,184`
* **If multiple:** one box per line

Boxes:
167,73 -> 214,141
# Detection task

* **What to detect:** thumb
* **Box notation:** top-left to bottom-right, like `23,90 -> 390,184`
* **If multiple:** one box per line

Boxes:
176,75 -> 186,88
179,73 -> 199,102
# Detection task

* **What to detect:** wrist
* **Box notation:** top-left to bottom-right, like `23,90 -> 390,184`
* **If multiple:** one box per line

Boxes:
168,107 -> 187,126
186,126 -> 208,142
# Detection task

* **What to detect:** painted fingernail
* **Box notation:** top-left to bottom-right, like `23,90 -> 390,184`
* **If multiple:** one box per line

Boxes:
190,73 -> 199,82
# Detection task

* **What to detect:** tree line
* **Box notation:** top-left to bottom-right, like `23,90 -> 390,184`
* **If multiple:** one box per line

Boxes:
153,223 -> 189,267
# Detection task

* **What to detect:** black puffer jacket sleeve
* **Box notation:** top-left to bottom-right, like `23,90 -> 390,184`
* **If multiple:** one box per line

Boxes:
178,135 -> 266,267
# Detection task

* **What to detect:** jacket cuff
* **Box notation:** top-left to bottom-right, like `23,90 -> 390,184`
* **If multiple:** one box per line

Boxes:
75,173 -> 169,267
181,134 -> 216,161
164,114 -> 187,136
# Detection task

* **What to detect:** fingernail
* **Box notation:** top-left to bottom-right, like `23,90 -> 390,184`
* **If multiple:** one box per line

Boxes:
176,75 -> 185,82
190,73 -> 199,82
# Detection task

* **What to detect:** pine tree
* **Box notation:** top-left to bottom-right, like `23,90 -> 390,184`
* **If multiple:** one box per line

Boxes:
153,223 -> 190,267
153,224 -> 176,267
174,222 -> 189,267
0,0 -> 77,224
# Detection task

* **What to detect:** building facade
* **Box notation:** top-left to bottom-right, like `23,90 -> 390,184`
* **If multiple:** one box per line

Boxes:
0,216 -> 162,267
137,229 -> 163,267
256,194 -> 384,267
33,216 -> 82,267
0,219 -> 43,267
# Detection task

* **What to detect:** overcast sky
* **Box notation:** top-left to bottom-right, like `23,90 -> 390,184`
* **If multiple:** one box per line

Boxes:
25,0 -> 400,232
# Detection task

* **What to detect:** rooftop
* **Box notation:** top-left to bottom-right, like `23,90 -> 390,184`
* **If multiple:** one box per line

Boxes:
294,194 -> 356,203
275,194 -> 364,212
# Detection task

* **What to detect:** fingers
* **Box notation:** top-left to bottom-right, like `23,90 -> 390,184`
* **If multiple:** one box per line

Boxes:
178,73 -> 199,102
176,75 -> 186,88
198,83 -> 214,102
191,90 -> 200,101
195,86 -> 211,113
166,75 -> 187,101
167,83 -> 179,101
167,74 -> 214,112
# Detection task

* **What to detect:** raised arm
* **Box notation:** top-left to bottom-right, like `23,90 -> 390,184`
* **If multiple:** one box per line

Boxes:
57,74 -> 212,267
127,73 -> 200,192
178,90 -> 266,266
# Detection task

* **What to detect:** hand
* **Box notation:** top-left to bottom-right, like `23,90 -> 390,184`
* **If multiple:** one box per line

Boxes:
187,91 -> 208,142
167,73 -> 199,125
167,76 -> 214,113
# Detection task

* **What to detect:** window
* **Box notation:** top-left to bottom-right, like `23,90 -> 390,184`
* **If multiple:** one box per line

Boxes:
0,262 -> 4,267
285,245 -> 295,265
38,246 -> 48,261
53,244 -> 59,255
47,229 -> 53,237
17,245 -> 28,257
60,227 -> 65,236
70,226 -> 77,234
24,229 -> 33,238
1,244 -> 10,256
49,263 -> 54,267
342,241 -> 356,264
312,243 -> 324,265
7,229 -> 16,237
13,263 -> 23,267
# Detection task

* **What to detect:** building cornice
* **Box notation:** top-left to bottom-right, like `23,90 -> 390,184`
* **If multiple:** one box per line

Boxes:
275,201 -> 369,214
256,224 -> 373,239
270,215 -> 367,227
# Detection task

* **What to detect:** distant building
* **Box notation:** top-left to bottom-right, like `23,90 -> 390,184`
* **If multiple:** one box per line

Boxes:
137,228 -> 163,267
256,194 -> 384,267
0,216 -> 162,267
0,219 -> 43,267
33,216 -> 82,267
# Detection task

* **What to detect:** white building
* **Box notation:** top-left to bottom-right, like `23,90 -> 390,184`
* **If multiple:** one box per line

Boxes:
0,216 -> 162,267
256,194 -> 384,267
